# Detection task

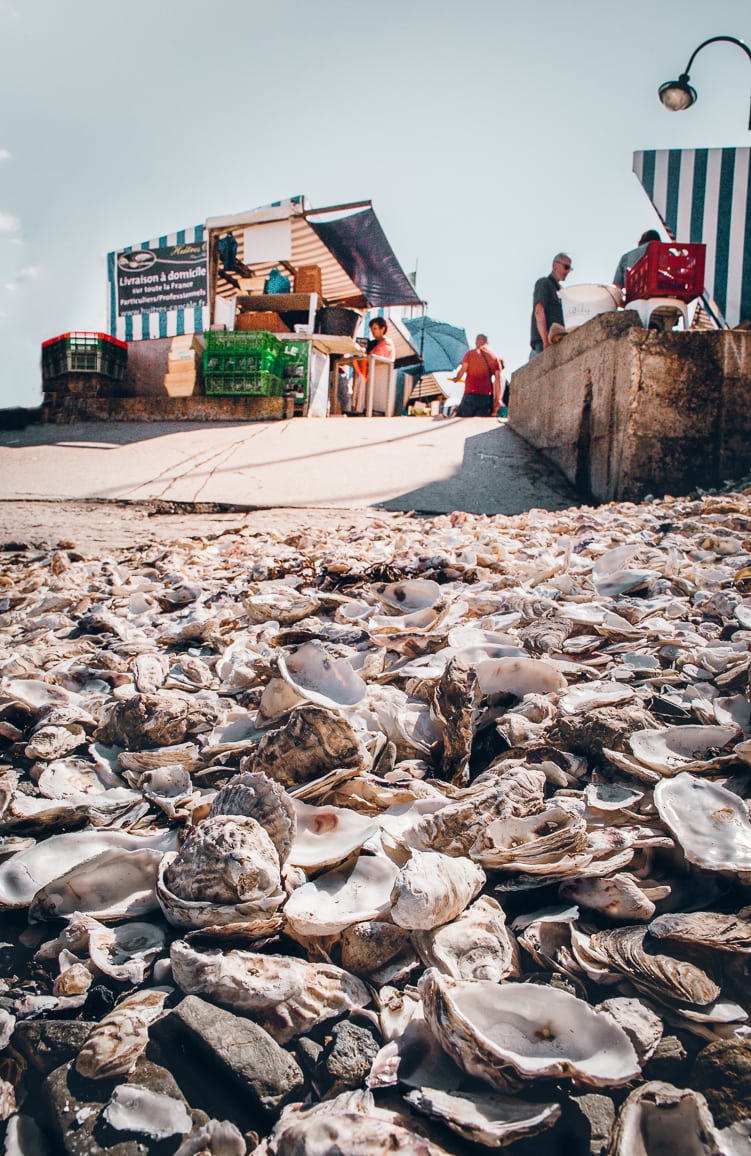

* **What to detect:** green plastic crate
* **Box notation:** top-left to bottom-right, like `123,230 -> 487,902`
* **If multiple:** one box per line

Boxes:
204,371 -> 283,397
204,330 -> 283,358
204,349 -> 279,375
278,338 -> 310,399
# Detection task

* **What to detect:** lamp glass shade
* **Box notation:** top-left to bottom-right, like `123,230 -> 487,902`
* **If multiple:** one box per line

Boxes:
658,79 -> 697,111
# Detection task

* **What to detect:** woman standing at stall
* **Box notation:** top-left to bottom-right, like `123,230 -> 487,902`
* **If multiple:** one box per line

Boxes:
352,318 -> 395,413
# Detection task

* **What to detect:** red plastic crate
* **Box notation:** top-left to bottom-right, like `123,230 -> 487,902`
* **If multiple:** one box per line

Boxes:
625,242 -> 706,303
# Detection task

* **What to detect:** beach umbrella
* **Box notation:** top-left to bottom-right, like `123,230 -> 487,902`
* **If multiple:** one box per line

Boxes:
403,316 -> 469,374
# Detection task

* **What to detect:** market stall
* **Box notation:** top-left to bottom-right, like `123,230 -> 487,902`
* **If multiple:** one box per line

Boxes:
96,197 -> 422,419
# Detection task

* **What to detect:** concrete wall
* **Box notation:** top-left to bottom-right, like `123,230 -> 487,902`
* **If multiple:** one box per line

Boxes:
508,312 -> 751,503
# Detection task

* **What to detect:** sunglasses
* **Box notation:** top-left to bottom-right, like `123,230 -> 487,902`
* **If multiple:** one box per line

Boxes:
559,262 -> 572,270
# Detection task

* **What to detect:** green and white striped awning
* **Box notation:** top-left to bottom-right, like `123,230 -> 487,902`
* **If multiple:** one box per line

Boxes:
633,148 -> 751,328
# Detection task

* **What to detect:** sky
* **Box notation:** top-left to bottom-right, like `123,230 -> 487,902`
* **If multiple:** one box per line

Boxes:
1,0 -> 750,410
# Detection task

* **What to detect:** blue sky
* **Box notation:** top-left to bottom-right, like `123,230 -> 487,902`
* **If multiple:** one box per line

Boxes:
1,0 -> 750,409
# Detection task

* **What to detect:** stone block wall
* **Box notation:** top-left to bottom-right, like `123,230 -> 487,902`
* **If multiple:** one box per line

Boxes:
508,312 -> 751,503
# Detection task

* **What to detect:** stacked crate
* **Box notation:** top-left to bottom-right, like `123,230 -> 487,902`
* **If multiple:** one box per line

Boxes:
203,331 -> 283,396
278,338 -> 310,402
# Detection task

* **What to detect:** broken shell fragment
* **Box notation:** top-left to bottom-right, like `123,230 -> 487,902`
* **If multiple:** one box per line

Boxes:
76,988 -> 170,1079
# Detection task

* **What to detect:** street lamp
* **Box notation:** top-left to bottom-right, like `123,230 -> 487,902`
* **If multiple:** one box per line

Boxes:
658,35 -> 751,129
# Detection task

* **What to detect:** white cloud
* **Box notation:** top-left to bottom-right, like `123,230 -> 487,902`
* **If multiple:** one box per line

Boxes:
0,212 -> 20,233
4,282 -> 17,292
16,265 -> 37,279
0,150 -> 10,162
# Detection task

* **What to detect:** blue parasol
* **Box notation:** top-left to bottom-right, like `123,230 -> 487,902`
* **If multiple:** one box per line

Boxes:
403,316 -> 469,374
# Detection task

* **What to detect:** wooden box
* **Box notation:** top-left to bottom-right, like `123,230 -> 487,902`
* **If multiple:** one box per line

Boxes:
236,311 -> 287,333
294,265 -> 322,296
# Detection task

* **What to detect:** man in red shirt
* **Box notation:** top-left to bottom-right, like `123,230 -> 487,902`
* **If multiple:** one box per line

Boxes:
450,334 -> 502,416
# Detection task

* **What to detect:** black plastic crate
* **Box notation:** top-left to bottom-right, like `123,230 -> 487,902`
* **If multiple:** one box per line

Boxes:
41,332 -> 128,381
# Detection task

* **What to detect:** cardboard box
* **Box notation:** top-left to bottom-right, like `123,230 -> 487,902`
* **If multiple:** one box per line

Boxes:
294,265 -> 322,297
163,372 -> 197,397
170,333 -> 203,352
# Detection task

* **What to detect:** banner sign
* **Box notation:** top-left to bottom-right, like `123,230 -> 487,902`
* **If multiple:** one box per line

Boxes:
115,241 -> 208,317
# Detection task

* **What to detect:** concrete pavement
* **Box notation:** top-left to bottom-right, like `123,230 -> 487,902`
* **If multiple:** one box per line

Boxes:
0,416 -> 578,516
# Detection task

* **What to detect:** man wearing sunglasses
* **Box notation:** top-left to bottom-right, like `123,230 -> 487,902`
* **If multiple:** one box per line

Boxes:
530,253 -> 572,357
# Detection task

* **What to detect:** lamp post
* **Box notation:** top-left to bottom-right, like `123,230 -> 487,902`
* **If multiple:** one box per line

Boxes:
658,35 -> 751,129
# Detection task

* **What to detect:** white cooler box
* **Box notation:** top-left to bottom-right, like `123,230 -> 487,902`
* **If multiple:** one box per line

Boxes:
558,284 -> 620,329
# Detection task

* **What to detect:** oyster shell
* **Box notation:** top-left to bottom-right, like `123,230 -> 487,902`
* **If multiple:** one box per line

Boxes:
0,828 -> 175,908
284,853 -> 399,937
609,1081 -> 726,1155
470,805 -> 588,872
246,704 -> 369,788
76,988 -> 170,1078
476,656 -> 567,697
374,578 -> 442,612
170,939 -> 370,1044
390,850 -> 485,930
157,817 -> 284,930
278,641 -> 366,708
648,911 -> 751,954
654,772 -> 751,878
420,969 -> 640,1088
209,771 -> 296,865
287,799 -> 377,870
412,895 -> 520,982
29,846 -> 165,922
629,724 -> 738,773
405,1087 -> 560,1148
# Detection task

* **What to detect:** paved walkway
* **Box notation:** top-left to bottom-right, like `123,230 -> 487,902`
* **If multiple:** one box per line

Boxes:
0,416 -> 578,516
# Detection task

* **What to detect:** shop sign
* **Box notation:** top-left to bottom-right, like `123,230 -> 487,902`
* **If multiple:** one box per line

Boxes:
115,241 -> 208,316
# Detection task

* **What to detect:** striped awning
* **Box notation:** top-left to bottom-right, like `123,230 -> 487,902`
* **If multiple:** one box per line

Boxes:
634,148 -> 751,327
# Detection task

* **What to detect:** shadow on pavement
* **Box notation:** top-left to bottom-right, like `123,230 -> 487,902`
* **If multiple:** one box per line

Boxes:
376,424 -> 580,516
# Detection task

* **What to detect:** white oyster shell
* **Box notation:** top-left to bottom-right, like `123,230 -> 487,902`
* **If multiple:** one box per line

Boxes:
609,1081 -> 725,1156
170,940 -> 370,1044
405,1087 -> 560,1148
629,725 -> 738,773
29,847 -> 165,923
558,680 -> 635,714
278,641 -> 366,708
0,829 -> 176,909
420,969 -> 640,1088
103,1084 -> 192,1140
287,799 -> 378,870
390,851 -> 485,930
654,772 -> 751,877
476,656 -> 567,697
374,578 -> 442,612
284,853 -> 399,937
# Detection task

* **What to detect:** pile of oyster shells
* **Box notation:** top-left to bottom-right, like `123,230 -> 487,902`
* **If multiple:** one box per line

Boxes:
2,489 -> 751,1154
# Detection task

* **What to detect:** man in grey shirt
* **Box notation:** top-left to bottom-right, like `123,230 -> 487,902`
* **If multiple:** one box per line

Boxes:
613,229 -> 661,296
530,253 -> 572,357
